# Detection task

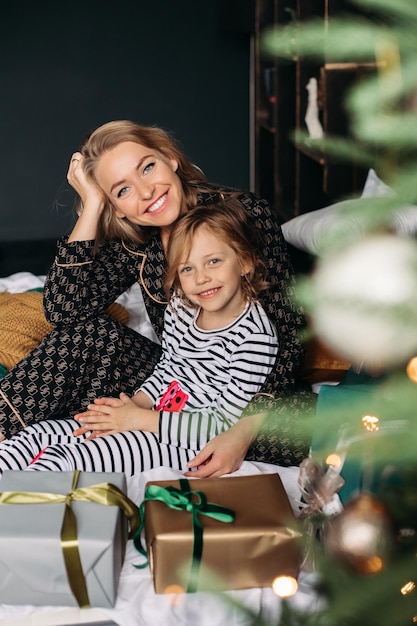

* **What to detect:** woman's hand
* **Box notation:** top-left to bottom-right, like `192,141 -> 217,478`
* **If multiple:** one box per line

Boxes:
67,152 -> 104,209
73,392 -> 159,440
67,152 -> 106,242
184,413 -> 266,478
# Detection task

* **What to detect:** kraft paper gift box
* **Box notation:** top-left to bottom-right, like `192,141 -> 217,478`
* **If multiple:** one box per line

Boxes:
136,473 -> 302,594
0,469 -> 139,608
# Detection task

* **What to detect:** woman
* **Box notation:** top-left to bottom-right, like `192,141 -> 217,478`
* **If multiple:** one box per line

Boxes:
0,202 -> 278,476
0,120 -> 314,474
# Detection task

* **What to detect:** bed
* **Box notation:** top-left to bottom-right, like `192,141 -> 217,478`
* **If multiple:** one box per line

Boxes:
0,241 -> 332,626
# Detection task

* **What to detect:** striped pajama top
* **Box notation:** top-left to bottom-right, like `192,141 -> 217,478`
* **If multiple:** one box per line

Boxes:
138,296 -> 279,450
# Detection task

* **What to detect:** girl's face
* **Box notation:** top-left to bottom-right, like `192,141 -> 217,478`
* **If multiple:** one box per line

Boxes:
177,226 -> 251,329
94,141 -> 186,230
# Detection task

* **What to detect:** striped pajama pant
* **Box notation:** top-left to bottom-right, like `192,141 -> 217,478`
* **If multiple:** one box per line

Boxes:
0,418 -> 195,478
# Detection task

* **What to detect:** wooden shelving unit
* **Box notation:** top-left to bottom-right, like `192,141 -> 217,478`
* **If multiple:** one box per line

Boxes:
253,0 -> 296,221
252,0 -> 378,221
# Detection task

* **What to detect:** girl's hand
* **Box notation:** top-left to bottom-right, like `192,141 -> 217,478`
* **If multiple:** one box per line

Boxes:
73,393 -> 139,440
73,392 -> 160,440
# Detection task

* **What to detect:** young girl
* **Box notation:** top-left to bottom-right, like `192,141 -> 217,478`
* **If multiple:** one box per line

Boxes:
0,202 -> 278,477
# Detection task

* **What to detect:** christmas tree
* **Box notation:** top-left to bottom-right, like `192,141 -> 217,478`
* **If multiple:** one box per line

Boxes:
250,0 -> 417,623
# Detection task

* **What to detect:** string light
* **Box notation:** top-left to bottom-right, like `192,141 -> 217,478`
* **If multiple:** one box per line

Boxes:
272,575 -> 298,598
362,415 -> 379,431
406,356 -> 417,383
163,584 -> 185,605
400,581 -> 415,596
326,453 -> 343,468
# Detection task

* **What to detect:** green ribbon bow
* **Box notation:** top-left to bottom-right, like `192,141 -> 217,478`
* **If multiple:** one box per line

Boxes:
133,478 -> 235,593
0,470 -> 140,608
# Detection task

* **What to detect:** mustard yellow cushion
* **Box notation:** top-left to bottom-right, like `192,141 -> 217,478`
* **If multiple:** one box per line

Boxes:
0,291 -> 129,371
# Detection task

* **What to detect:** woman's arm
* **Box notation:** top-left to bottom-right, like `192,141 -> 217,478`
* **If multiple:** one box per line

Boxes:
184,413 -> 266,478
43,153 -> 143,326
43,239 -> 141,326
237,193 -> 307,398
237,194 -> 316,466
185,387 -> 316,476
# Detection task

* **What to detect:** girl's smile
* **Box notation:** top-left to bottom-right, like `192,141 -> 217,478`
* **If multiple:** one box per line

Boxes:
178,226 -> 251,330
196,287 -> 221,298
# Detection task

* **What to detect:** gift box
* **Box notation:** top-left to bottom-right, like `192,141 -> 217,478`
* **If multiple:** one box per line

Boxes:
0,470 -> 139,608
312,374 -> 380,504
136,473 -> 302,593
311,368 -> 411,505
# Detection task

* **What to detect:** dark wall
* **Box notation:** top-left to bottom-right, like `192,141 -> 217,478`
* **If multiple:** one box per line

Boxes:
0,0 -> 250,242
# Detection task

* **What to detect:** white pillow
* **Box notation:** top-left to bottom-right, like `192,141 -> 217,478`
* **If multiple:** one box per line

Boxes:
360,167 -> 392,198
282,169 -> 417,254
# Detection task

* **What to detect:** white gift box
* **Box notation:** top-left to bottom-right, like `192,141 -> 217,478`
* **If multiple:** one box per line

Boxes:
0,470 -> 136,608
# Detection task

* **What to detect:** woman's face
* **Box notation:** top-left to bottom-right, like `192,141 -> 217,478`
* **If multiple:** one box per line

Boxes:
94,141 -> 186,229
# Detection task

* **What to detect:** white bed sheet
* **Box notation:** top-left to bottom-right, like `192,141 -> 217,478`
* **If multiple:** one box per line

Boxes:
0,273 -> 320,625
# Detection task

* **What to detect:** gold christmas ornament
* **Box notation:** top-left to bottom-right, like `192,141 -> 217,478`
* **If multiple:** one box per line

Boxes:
323,492 -> 394,575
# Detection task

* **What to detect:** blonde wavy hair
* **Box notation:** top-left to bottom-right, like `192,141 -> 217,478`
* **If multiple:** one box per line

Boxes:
78,120 -> 209,244
164,199 -> 270,306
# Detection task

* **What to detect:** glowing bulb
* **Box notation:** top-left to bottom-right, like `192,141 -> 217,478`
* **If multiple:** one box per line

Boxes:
272,575 -> 298,598
406,357 -> 417,383
363,556 -> 383,574
362,414 -> 379,431
326,453 -> 343,468
163,584 -> 185,595
401,581 -> 416,595
163,584 -> 185,606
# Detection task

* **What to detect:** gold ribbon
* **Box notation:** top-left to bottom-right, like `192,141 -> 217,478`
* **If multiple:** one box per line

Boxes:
0,470 -> 140,607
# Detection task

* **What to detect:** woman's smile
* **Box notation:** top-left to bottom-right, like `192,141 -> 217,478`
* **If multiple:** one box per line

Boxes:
145,192 -> 168,214
95,142 -> 184,227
